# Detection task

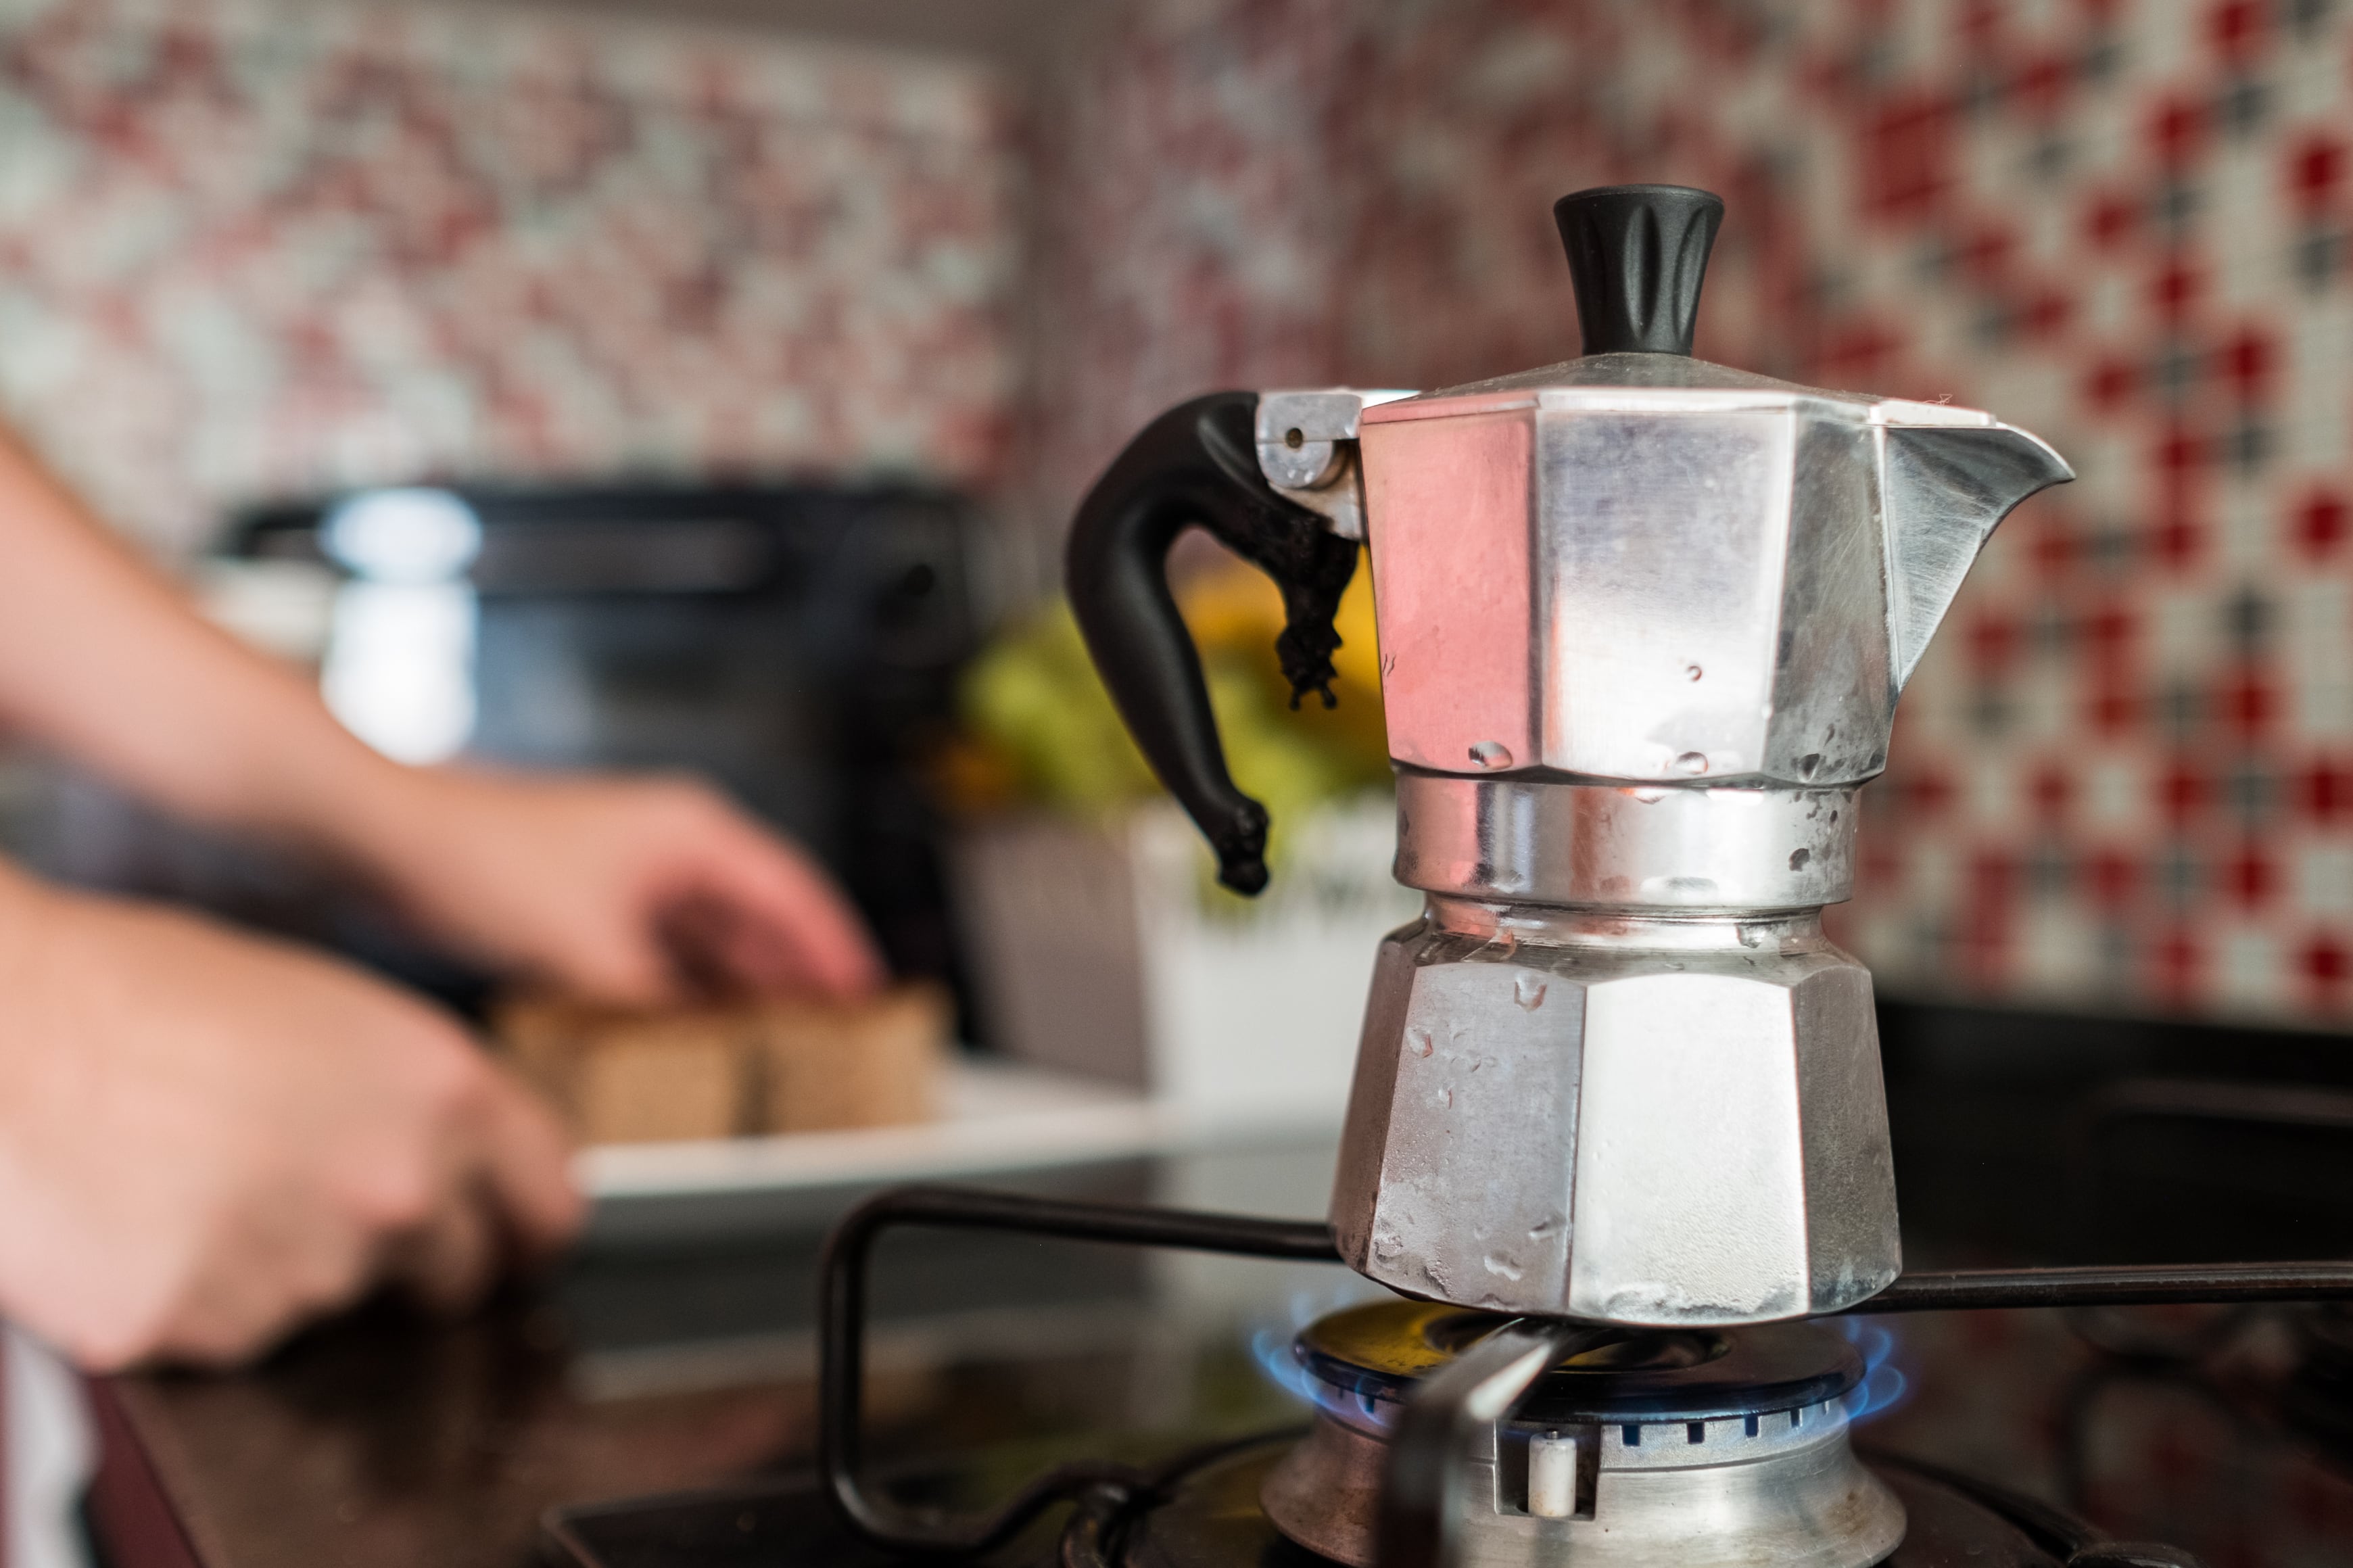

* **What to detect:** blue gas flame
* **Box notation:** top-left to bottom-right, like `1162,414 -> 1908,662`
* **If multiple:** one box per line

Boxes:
1837,1316 -> 1910,1423
1248,1283 -> 1396,1427
1250,1321 -> 1322,1404
1251,1292 -> 1911,1429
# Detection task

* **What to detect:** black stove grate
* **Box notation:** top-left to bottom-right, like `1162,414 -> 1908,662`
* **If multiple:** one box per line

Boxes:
797,1183 -> 2353,1568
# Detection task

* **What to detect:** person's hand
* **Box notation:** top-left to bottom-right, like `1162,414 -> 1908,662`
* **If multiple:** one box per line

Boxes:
0,868 -> 581,1369
346,769 -> 885,1007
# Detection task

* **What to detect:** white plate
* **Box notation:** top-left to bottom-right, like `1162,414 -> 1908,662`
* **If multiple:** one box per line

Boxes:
574,1057 -> 1189,1199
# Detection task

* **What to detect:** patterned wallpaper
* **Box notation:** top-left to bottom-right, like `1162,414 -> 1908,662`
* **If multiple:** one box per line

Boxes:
9,0 -> 2348,1024
1025,0 -> 2353,1026
0,0 -> 1019,554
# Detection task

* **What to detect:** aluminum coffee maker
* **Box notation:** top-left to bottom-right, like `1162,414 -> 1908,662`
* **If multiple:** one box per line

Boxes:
1066,185 -> 2070,1327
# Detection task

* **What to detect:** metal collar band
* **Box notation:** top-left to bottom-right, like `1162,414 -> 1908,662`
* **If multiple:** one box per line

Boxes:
1393,774 -> 1857,911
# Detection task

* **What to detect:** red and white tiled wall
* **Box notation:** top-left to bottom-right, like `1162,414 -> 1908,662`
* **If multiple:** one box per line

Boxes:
1027,0 -> 2353,1026
0,0 -> 1019,555
10,0 -> 2353,1025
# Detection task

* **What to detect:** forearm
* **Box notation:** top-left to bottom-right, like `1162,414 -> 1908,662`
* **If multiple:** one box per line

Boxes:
0,427 -> 410,851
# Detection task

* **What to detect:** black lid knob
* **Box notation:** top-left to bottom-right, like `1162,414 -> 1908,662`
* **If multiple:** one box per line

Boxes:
1553,184 -> 1724,356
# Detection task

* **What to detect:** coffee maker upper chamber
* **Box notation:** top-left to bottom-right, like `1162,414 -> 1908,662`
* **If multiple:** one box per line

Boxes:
1064,185 -> 2071,1326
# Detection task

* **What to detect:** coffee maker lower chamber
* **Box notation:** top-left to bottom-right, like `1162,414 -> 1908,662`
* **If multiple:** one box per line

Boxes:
1332,774 -> 1898,1325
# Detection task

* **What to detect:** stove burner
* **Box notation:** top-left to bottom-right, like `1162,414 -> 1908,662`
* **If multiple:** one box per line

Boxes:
1113,1438 -> 2134,1568
1264,1305 -> 1903,1568
1294,1302 -> 1863,1424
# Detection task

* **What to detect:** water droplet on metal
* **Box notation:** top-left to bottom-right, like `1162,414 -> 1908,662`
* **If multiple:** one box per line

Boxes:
1440,1087 -> 1454,1108
1673,752 -> 1709,775
1686,664 -> 1703,682
1469,740 -> 1513,769
1483,1253 -> 1525,1281
1529,1216 -> 1557,1238
1380,651 -> 1397,678
1409,1026 -> 1433,1058
1788,847 -> 1812,871
1799,753 -> 1822,777
1514,973 -> 1548,1010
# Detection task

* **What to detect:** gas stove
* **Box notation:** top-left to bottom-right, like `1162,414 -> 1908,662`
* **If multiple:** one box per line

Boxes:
545,1183 -> 2353,1568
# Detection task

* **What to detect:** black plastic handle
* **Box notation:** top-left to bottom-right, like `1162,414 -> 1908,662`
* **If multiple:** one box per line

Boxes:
1064,391 -> 1360,895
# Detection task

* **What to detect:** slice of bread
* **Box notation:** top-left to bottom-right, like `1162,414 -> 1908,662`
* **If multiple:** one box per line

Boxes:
490,982 -> 948,1145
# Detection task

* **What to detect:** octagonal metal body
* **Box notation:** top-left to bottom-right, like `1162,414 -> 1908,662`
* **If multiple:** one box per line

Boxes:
1330,901 -> 1899,1323
1356,354 -> 2070,788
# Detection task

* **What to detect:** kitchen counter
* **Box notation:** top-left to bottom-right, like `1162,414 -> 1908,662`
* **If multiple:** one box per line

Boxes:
110,1140 -> 1344,1568
116,1294 -> 806,1568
